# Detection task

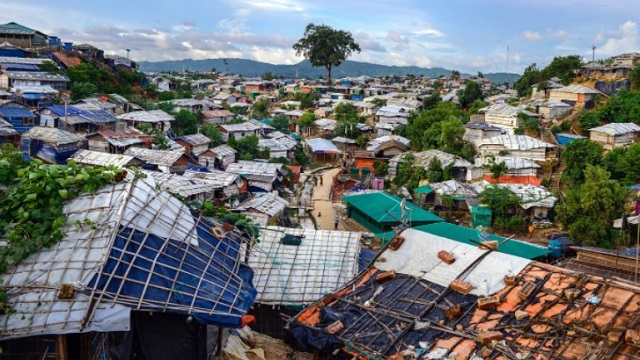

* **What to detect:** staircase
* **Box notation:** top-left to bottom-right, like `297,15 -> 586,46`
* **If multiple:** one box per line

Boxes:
549,157 -> 566,195
541,128 -> 560,146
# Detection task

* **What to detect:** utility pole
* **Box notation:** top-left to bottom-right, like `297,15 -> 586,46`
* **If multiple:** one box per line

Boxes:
592,45 -> 596,64
126,49 -> 130,59
506,46 -> 510,74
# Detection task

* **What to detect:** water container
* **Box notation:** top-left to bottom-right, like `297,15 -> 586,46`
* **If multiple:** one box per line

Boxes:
548,239 -> 563,258
64,42 -> 73,52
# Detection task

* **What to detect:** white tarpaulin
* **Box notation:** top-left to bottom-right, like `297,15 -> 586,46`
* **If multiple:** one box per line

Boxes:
374,228 -> 531,296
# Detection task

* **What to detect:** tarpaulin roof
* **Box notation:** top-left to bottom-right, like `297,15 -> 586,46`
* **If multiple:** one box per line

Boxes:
412,222 -> 550,260
306,138 -> 341,154
0,106 -> 35,119
249,226 -> 361,306
0,176 -> 256,339
342,191 -> 443,226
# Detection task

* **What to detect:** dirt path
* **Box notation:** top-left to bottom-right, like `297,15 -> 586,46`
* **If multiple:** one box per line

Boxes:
310,168 -> 342,230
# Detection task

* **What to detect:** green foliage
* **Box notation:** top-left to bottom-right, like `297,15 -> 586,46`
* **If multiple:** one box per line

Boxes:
578,110 -> 602,129
152,129 -> 170,150
334,102 -> 360,122
294,92 -> 318,109
578,88 -> 640,129
426,158 -> 444,183
192,202 -> 259,239
261,71 -> 274,81
355,136 -> 368,149
523,116 -> 540,136
200,124 -> 225,147
479,185 -> 521,220
468,99 -> 488,116
293,23 -> 361,83
563,139 -> 603,185
485,157 -> 509,181
229,135 -> 269,160
297,112 -> 316,134
70,82 -> 98,100
514,56 -> 582,97
603,143 -> 640,185
294,148 -> 309,167
0,150 -> 124,308
405,101 -> 465,151
393,156 -> 428,190
39,60 -> 60,74
252,99 -> 270,118
556,165 -> 629,248
158,91 -> 177,101
422,90 -> 441,110
271,114 -> 291,132
458,81 -> 484,110
550,125 -> 562,135
173,109 -> 199,136
630,64 -> 640,91
373,159 -> 389,177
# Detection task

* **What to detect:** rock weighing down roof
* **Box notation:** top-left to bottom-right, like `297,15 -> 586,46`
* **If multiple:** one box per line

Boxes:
287,227 -> 640,359
249,226 -> 362,306
0,176 -> 257,339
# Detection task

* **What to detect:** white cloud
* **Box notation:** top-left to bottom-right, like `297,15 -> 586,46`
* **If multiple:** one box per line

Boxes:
523,31 -> 542,42
354,32 -> 386,52
386,31 -> 410,44
548,29 -> 567,39
233,0 -> 304,13
512,54 -> 522,64
412,28 -> 444,37
172,20 -> 195,32
597,20 -> 640,56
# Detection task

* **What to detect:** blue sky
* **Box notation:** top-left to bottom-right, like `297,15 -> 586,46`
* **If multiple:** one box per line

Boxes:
4,1 -> 640,73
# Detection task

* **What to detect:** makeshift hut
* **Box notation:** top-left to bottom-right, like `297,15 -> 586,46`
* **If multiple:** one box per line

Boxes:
0,175 -> 257,359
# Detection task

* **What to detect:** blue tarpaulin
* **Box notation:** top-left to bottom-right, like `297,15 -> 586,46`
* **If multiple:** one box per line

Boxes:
90,217 -> 257,328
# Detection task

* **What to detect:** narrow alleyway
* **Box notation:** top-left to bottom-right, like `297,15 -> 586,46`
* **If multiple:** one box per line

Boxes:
310,167 -> 345,230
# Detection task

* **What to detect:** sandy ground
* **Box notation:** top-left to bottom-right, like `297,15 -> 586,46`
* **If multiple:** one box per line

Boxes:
310,167 -> 355,231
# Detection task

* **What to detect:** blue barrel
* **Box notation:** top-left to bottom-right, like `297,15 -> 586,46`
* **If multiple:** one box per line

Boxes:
548,239 -> 563,258
64,42 -> 73,52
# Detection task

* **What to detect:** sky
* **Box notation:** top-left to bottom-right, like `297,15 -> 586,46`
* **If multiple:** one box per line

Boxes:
4,1 -> 640,74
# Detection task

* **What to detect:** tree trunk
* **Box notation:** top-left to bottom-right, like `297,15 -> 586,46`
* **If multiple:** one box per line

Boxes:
326,65 -> 332,85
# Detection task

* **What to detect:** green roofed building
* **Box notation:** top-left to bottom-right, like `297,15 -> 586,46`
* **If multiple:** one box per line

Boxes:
412,222 -> 549,260
342,191 -> 443,235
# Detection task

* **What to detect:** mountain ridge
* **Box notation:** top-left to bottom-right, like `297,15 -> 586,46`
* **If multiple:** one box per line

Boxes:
138,58 -> 521,84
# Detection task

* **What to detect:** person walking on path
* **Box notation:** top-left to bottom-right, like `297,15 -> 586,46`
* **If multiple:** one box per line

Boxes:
334,215 -> 340,230
319,175 -> 323,186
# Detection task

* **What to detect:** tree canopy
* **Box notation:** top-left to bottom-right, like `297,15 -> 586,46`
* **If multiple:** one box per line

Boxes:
514,55 -> 583,97
458,81 -> 484,110
556,165 -> 629,248
563,139 -> 604,185
293,23 -> 361,84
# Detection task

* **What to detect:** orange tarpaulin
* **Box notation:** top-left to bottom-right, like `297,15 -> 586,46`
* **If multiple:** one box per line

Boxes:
483,175 -> 541,186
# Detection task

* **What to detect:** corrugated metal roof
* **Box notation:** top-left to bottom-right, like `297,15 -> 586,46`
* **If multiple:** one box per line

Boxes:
70,149 -> 136,167
226,160 -> 285,177
11,85 -> 58,94
0,63 -> 40,71
479,134 -> 556,150
5,71 -> 69,82
479,103 -> 538,117
124,147 -> 185,166
306,138 -> 341,153
89,129 -> 146,147
174,133 -> 212,146
219,122 -> 261,132
117,110 -> 175,123
46,105 -> 118,123
367,135 -> 410,151
553,84 -> 602,94
375,105 -> 409,117
258,138 -> 289,153
232,193 -> 288,217
209,144 -> 237,157
413,149 -> 473,169
426,179 -> 478,198
0,106 -> 35,119
589,122 -> 640,135
142,170 -> 215,198
475,156 -> 540,170
23,126 -> 84,145
249,226 -> 361,305
182,169 -> 242,188
0,56 -> 48,65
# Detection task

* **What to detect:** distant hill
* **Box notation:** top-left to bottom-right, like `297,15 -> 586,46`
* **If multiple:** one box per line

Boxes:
138,58 -> 521,84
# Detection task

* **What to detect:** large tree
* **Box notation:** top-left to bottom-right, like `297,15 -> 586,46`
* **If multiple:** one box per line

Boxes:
293,23 -> 361,84
556,165 -> 629,248
563,139 -> 603,185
